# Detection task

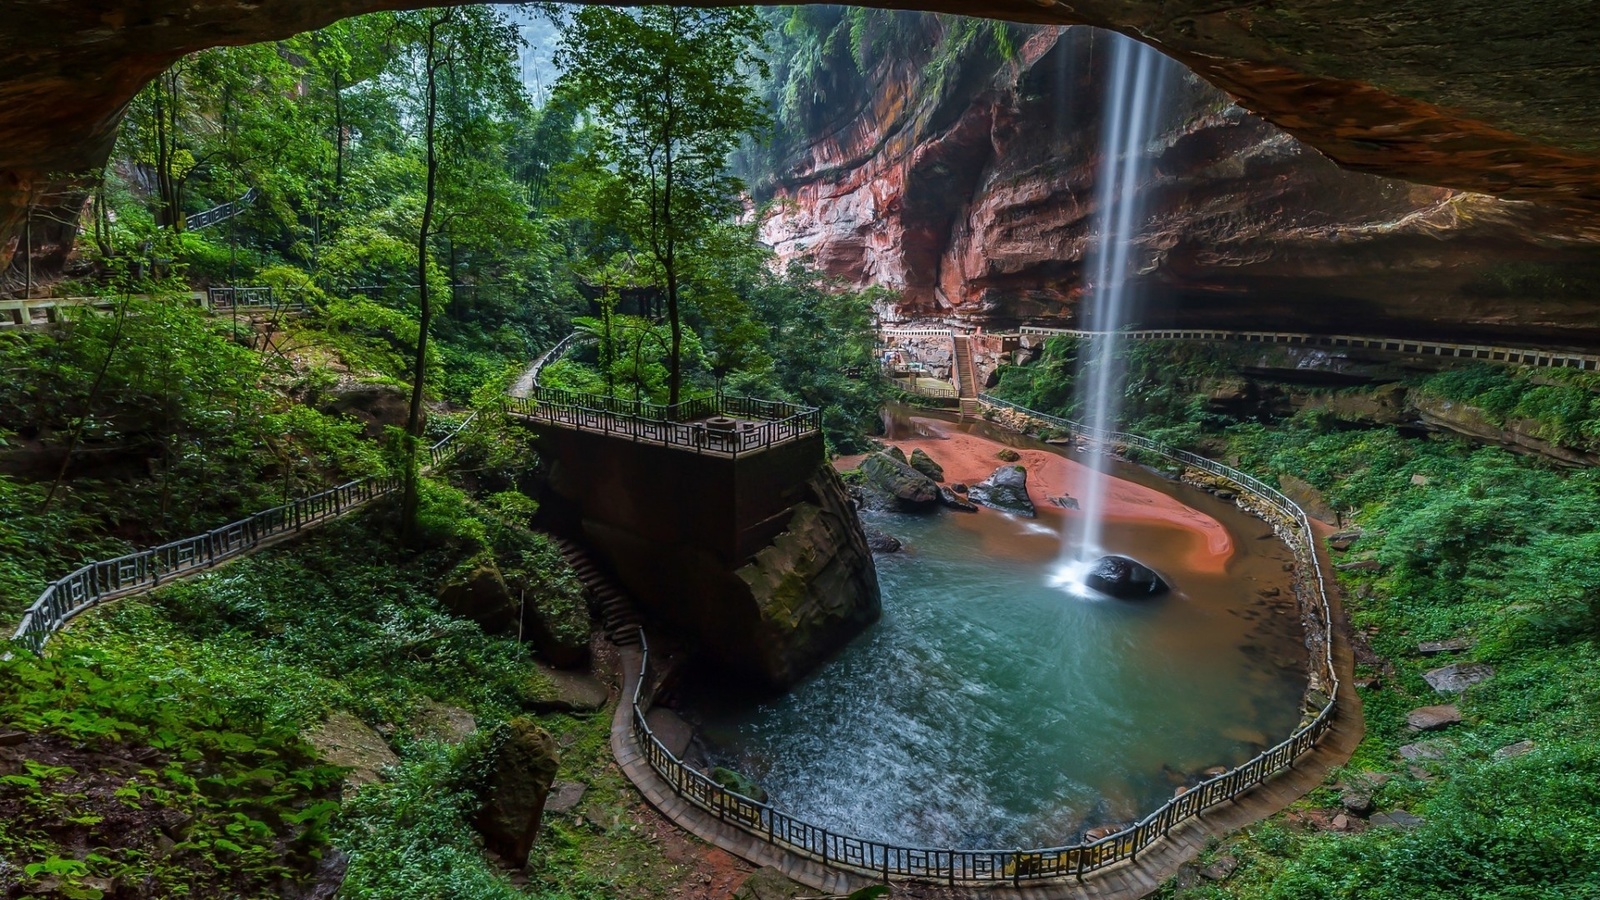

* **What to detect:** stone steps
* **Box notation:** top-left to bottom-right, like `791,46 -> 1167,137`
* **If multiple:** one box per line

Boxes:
549,535 -> 643,646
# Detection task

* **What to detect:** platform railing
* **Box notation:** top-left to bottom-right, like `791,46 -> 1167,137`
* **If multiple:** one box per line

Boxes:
626,393 -> 1338,885
508,332 -> 822,457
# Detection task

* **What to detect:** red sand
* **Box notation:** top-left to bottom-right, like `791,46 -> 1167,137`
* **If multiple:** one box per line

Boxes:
837,417 -> 1235,574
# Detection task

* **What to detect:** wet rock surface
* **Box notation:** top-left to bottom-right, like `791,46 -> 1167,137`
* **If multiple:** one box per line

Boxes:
860,452 -> 941,511
966,464 -> 1036,517
1084,555 -> 1170,599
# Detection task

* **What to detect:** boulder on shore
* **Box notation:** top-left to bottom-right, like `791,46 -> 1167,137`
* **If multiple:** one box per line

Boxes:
860,452 -> 941,511
909,447 -> 944,481
967,465 -> 1035,517
1084,555 -> 1169,599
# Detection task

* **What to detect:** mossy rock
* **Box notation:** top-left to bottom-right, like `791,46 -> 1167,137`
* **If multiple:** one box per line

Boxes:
910,447 -> 944,481
711,766 -> 768,803
996,447 -> 1022,462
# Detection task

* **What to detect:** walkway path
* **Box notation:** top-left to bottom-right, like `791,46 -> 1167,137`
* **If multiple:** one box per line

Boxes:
1015,325 -> 1600,371
609,578 -> 1361,898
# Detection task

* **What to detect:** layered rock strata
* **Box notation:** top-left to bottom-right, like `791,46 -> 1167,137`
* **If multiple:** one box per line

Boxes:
758,23 -> 1600,345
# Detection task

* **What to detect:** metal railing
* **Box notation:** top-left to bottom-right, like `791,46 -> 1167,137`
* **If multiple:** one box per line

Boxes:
509,332 -> 823,457
1016,325 -> 1600,372
626,394 -> 1338,885
185,188 -> 259,231
206,285 -> 308,313
9,415 -> 474,655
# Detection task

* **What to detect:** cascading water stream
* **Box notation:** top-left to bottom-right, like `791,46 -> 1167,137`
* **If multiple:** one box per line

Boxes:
1056,34 -> 1172,586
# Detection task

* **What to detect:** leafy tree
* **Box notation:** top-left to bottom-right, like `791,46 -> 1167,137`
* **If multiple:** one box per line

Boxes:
555,5 -> 771,409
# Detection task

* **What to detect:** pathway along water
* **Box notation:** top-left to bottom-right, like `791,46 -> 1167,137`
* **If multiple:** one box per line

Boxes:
682,411 -> 1308,850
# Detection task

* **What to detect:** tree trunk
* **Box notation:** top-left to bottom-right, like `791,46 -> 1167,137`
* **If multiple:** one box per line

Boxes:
400,16 -> 443,543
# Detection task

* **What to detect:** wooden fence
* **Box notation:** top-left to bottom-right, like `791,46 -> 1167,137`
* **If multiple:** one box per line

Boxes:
626,392 -> 1338,885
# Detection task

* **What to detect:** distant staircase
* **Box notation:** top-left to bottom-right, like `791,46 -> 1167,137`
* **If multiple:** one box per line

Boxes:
550,535 -> 642,647
952,334 -> 981,418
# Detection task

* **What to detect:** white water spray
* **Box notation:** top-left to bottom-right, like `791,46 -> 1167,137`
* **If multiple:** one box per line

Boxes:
1061,34 -> 1171,571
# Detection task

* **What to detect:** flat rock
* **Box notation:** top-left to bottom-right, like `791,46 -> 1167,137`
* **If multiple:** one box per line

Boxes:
1327,530 -> 1363,551
1370,809 -> 1425,829
545,780 -> 587,814
1335,558 -> 1385,572
1423,662 -> 1493,693
1494,740 -> 1536,759
527,664 -> 610,714
1398,740 -> 1447,761
1417,637 -> 1474,655
412,699 -> 477,745
1406,704 -> 1461,731
1200,854 -> 1239,882
304,711 -> 399,789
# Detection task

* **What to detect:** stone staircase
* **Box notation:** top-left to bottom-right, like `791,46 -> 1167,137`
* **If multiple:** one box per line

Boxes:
550,535 -> 643,646
952,334 -> 981,418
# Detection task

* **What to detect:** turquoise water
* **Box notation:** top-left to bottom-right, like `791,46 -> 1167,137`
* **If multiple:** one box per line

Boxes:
685,446 -> 1307,849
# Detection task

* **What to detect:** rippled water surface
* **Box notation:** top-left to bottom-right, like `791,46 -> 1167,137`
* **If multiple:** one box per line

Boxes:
684,420 -> 1308,849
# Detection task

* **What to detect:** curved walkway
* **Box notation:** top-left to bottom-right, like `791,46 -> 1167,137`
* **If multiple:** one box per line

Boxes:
610,595 -> 1361,898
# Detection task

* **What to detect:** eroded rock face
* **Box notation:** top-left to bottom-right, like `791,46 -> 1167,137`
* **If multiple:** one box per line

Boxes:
1084,555 -> 1169,599
735,466 -> 883,689
7,1 -> 1600,301
757,22 -> 1600,344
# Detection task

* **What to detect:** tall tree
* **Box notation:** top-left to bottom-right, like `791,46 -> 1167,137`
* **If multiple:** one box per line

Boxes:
395,6 -> 525,540
555,6 -> 769,410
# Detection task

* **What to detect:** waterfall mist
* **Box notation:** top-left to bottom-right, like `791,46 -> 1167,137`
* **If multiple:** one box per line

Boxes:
1063,34 -> 1173,571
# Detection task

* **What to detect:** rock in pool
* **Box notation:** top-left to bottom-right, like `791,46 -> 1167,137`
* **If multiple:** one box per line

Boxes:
1084,555 -> 1169,599
966,464 -> 1035,517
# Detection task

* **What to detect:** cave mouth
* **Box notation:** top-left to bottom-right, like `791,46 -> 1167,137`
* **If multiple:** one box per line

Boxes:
678,415 -> 1308,849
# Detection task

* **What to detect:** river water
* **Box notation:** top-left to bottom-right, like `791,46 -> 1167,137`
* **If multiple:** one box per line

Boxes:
682,413 -> 1307,849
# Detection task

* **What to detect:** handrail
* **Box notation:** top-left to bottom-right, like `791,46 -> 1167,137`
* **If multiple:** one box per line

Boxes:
510,332 -> 823,457
1016,325 -> 1600,371
9,410 -> 477,655
626,393 -> 1339,885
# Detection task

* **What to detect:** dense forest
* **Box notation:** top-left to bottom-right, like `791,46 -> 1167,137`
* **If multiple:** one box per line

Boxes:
4,4 -> 1599,900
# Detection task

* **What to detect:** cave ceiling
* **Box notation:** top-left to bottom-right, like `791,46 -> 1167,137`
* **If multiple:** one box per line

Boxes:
3,1 -> 1598,214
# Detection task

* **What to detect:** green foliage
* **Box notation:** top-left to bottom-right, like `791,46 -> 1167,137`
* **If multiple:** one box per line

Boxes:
337,738 -> 522,899
1418,363 -> 1600,452
0,649 -> 343,897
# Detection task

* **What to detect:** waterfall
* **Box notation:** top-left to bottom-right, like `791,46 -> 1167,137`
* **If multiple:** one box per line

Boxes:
1059,34 -> 1171,577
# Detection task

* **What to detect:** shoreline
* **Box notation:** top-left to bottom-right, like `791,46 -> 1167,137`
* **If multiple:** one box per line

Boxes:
839,413 -> 1236,575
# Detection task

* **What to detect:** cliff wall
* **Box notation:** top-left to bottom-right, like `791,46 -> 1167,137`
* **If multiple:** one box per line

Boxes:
757,22 -> 1600,346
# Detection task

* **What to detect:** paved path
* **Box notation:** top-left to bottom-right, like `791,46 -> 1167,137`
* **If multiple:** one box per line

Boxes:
608,547 -> 1363,898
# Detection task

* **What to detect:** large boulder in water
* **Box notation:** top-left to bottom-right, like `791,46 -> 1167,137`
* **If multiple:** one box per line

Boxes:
860,452 -> 940,511
967,465 -> 1036,517
909,448 -> 944,481
1084,555 -> 1169,599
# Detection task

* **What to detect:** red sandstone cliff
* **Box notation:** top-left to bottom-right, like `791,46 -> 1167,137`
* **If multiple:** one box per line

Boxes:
757,23 -> 1600,345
